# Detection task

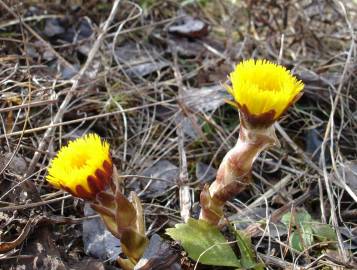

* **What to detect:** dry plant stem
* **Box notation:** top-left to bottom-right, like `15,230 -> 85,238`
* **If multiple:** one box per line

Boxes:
200,118 -> 279,225
90,168 -> 148,270
22,0 -> 122,180
177,124 -> 191,222
317,2 -> 354,262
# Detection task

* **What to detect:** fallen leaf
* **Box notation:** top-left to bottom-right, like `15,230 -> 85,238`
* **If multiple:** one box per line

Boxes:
182,85 -> 231,113
1,153 -> 27,175
43,19 -> 65,37
115,43 -> 168,78
0,219 -> 34,253
175,113 -> 200,139
166,36 -> 204,57
168,16 -> 209,38
126,61 -> 168,78
230,207 -> 287,238
70,258 -> 106,270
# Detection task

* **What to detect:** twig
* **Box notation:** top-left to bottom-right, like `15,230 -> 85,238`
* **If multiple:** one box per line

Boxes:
244,186 -> 318,237
110,1 -> 142,170
275,122 -> 322,174
247,174 -> 292,209
23,0 -> 122,180
0,1 -> 73,69
0,219 -> 34,253
177,125 -> 191,222
0,14 -> 64,29
0,98 -> 179,139
173,51 -> 192,222
0,195 -> 72,212
318,1 -> 355,262
258,252 -> 303,270
0,99 -> 58,113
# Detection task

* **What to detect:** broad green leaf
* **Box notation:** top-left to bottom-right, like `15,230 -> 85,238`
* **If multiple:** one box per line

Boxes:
166,218 -> 241,267
290,231 -> 304,252
282,210 -> 314,251
281,212 -> 291,227
281,210 -> 312,228
289,225 -> 314,252
301,225 -> 314,247
235,230 -> 264,270
311,223 -> 337,242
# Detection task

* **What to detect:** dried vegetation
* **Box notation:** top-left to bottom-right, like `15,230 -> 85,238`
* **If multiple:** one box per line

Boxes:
0,0 -> 356,269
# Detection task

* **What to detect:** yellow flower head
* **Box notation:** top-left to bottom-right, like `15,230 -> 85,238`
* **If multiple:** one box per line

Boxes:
226,59 -> 304,127
47,133 -> 112,200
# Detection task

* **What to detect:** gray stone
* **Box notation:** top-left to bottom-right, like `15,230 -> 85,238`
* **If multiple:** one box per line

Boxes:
82,203 -> 121,261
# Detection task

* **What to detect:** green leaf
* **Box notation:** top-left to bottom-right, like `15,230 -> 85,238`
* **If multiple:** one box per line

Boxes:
289,227 -> 314,252
281,212 -> 291,227
235,230 -> 264,270
282,210 -> 314,251
311,223 -> 337,242
290,231 -> 304,252
281,210 -> 312,228
301,225 -> 314,247
166,218 -> 241,267
296,211 -> 312,226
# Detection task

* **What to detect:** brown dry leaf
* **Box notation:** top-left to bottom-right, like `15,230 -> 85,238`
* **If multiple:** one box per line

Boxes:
0,219 -> 33,253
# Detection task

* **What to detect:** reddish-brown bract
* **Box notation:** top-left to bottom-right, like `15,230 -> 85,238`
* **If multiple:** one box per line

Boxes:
64,158 -> 113,200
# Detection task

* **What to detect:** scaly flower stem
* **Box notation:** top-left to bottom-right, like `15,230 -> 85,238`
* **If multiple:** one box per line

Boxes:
200,118 -> 279,226
91,168 -> 148,270
45,134 -> 148,270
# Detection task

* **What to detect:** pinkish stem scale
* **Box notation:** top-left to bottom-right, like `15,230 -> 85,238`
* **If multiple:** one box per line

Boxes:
200,121 -> 279,225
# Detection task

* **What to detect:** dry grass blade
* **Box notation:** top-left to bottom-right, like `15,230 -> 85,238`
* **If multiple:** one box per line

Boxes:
0,0 -> 356,269
24,0 -> 123,178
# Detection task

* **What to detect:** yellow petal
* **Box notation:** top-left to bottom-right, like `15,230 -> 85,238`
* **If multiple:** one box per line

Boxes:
227,59 -> 304,124
46,133 -> 112,199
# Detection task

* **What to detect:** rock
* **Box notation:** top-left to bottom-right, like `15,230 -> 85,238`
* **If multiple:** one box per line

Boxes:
43,19 -> 65,37
82,203 -> 121,261
141,160 -> 179,197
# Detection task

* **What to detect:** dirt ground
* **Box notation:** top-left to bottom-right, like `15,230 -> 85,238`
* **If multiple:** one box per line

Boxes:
0,0 -> 356,269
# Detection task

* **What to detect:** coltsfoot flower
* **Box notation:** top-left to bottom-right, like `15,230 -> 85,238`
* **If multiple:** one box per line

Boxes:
200,59 -> 305,225
47,133 -> 113,200
226,59 -> 304,127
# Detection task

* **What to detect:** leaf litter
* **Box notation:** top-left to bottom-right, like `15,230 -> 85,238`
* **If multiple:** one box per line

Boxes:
0,0 -> 357,269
